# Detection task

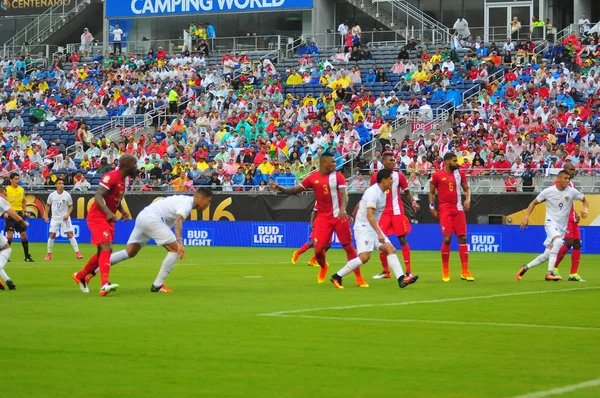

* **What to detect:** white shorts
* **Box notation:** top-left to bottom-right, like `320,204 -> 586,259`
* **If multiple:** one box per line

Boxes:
354,223 -> 391,254
0,234 -> 7,247
49,218 -> 74,234
127,210 -> 177,246
543,222 -> 566,247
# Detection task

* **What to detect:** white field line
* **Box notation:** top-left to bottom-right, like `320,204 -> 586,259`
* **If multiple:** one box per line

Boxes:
259,287 -> 600,316
269,314 -> 600,331
11,261 -> 292,269
512,378 -> 600,398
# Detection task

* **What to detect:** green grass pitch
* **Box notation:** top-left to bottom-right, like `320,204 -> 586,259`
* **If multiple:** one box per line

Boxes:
1,243 -> 599,398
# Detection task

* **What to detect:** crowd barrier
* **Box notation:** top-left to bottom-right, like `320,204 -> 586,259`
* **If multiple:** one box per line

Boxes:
1,219 -> 597,254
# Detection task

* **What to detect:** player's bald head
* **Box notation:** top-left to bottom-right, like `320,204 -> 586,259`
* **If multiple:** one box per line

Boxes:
562,161 -> 576,178
119,154 -> 139,178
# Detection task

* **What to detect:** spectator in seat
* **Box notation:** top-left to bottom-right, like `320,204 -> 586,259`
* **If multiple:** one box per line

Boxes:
73,175 -> 91,191
348,174 -> 367,193
504,173 -> 518,192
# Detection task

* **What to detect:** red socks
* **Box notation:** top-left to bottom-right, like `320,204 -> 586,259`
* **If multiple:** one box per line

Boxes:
571,249 -> 581,275
441,243 -> 450,270
379,252 -> 390,273
315,248 -> 328,269
554,245 -> 569,268
459,244 -> 469,272
99,250 -> 112,286
343,245 -> 358,261
76,254 -> 99,281
401,244 -> 411,274
297,243 -> 311,256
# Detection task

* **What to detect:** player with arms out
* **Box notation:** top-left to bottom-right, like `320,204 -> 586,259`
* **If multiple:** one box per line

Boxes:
516,170 -> 588,281
552,162 -> 585,281
370,153 -> 420,279
0,186 -> 29,290
88,189 -> 213,292
44,179 -> 83,260
429,152 -> 474,282
72,154 -> 138,296
5,173 -> 34,262
330,169 -> 418,289
272,151 -> 368,287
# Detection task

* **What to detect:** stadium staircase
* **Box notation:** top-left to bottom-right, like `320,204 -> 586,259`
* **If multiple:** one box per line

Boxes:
343,0 -> 449,45
3,0 -> 102,57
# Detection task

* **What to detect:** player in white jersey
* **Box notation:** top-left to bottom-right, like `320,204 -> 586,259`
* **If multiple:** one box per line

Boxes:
330,169 -> 419,289
0,186 -> 30,290
517,171 -> 589,281
86,189 -> 212,292
44,179 -> 83,260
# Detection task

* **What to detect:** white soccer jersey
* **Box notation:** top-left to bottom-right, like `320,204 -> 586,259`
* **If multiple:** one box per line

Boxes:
536,185 -> 584,228
355,184 -> 387,225
0,197 -> 12,213
143,195 -> 195,227
47,191 -> 73,220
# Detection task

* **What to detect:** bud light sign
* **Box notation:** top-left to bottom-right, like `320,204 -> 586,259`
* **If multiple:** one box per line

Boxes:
252,224 -> 285,246
468,234 -> 502,252
183,228 -> 214,246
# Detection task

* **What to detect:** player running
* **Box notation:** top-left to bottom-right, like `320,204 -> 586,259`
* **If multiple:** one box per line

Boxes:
0,186 -> 29,291
272,151 -> 368,287
330,169 -> 418,289
72,154 -> 138,296
87,189 -> 213,292
517,170 -> 588,281
429,152 -> 474,282
5,173 -> 34,262
370,153 -> 420,279
44,179 -> 83,260
552,162 -> 585,281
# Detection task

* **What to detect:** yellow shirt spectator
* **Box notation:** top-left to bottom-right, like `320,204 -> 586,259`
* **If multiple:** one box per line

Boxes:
327,76 -> 351,89
258,161 -> 274,175
80,159 -> 91,170
286,72 -> 303,85
197,160 -> 208,171
412,69 -> 428,82
303,97 -> 317,107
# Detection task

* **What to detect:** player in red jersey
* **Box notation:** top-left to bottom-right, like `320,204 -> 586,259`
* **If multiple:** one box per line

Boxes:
552,162 -> 585,282
429,152 -> 474,282
292,207 -> 329,267
273,151 -> 368,287
369,153 -> 420,279
72,154 -> 138,296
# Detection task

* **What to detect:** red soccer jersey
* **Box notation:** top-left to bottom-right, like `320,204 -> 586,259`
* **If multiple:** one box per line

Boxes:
89,170 -> 126,219
301,171 -> 346,218
431,169 -> 468,211
370,171 -> 408,215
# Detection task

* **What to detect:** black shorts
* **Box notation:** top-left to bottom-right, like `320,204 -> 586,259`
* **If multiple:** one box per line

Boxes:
5,211 -> 26,233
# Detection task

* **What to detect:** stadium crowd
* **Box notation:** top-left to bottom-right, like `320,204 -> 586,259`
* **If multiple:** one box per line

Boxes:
0,23 -> 598,193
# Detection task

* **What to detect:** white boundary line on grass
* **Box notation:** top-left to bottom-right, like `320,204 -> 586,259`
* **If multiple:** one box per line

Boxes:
259,287 -> 600,316
512,377 -> 600,398
268,314 -> 600,331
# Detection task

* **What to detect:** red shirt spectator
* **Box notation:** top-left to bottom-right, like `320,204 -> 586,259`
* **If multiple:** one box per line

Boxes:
504,176 -> 518,192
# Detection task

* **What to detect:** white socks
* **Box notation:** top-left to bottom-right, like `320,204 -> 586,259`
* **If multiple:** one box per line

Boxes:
547,239 -> 563,271
526,249 -> 550,269
47,238 -> 54,254
110,250 -> 130,266
0,247 -> 12,282
69,237 -> 79,253
153,252 -> 179,287
336,257 -> 363,277
387,254 -> 405,279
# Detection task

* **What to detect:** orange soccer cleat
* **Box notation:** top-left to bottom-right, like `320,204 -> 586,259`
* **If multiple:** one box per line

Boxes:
151,284 -> 173,293
291,251 -> 300,265
460,271 -> 475,282
317,264 -> 329,283
442,267 -> 450,282
0,279 -> 5,290
355,275 -> 369,288
516,265 -> 528,281
330,274 -> 344,289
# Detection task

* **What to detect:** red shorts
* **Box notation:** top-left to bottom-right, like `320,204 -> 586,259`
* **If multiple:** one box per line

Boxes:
439,209 -> 467,236
564,221 -> 581,240
379,214 -> 411,236
87,215 -> 115,246
313,215 -> 353,247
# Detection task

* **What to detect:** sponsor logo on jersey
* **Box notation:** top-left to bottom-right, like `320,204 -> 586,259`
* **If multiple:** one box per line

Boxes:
252,224 -> 285,246
468,234 -> 502,252
183,229 -> 213,246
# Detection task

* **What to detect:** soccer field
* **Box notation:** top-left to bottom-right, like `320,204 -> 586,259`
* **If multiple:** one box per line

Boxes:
1,243 -> 599,398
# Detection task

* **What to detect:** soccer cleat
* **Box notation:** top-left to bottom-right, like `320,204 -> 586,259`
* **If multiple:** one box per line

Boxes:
568,273 -> 586,282
151,284 -> 173,293
5,280 -> 16,290
291,251 -> 300,265
44,254 -> 52,261
554,268 -> 561,279
76,252 -> 84,259
24,256 -> 34,262
330,274 -> 344,289
72,273 -> 89,293
398,274 -> 419,288
442,268 -> 450,282
308,257 -> 325,267
461,271 -> 475,281
545,271 -> 561,282
372,271 -> 391,279
317,264 -> 329,284
516,266 -> 528,281
0,280 -> 4,290
356,276 -> 369,288
99,283 -> 120,296
85,273 -> 96,285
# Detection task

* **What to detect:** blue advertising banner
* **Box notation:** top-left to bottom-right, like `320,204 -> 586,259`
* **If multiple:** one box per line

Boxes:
106,0 -> 314,18
1,219 -> 598,254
